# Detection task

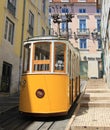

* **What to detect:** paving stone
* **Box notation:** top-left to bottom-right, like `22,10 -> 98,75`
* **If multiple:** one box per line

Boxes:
70,79 -> 110,130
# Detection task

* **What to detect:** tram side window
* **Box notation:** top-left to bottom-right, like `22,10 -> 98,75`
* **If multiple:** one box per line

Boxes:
54,43 -> 65,71
68,49 -> 72,76
33,42 -> 50,71
23,44 -> 31,73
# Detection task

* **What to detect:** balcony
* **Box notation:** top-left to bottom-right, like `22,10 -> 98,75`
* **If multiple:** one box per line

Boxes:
76,28 -> 90,37
60,28 -> 72,38
49,28 -> 72,38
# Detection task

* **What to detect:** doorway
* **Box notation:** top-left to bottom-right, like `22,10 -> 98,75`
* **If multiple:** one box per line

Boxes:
0,62 -> 12,92
98,61 -> 103,78
80,61 -> 88,79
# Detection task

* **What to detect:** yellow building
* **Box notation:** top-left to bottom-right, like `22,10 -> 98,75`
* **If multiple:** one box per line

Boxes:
0,0 -> 49,94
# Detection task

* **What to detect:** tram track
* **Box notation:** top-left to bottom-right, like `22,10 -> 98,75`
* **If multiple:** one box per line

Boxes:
35,121 -> 55,130
0,108 -> 69,130
0,80 -> 87,130
0,106 -> 73,130
23,114 -> 70,130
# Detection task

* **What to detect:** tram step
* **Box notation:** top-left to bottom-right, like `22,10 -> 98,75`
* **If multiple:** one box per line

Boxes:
80,101 -> 110,107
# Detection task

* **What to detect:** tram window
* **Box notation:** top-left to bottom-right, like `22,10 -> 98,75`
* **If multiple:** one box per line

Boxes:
33,42 -> 50,71
68,49 -> 72,76
23,44 -> 31,73
54,43 -> 65,71
34,43 -> 50,60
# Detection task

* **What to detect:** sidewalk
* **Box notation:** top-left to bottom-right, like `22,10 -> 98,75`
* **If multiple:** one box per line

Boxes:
70,79 -> 110,130
0,93 -> 19,114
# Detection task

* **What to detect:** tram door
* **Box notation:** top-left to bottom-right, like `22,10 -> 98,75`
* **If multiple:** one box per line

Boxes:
68,49 -> 73,105
0,62 -> 12,92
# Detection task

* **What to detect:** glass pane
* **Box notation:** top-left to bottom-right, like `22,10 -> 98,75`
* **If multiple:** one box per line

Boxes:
23,44 -> 31,73
34,42 -> 50,71
80,39 -> 87,49
34,42 -> 50,60
80,19 -> 86,30
34,64 -> 49,71
54,43 -> 65,71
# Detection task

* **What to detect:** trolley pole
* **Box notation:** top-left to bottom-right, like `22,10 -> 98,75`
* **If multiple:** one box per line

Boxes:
51,14 -> 61,37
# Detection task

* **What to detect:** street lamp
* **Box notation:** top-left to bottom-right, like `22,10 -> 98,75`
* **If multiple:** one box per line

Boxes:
91,29 -> 101,40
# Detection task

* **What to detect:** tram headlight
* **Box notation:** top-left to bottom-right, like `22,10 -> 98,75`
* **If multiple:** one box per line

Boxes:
36,89 -> 45,98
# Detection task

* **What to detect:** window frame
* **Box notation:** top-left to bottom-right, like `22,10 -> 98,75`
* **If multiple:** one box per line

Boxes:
4,17 -> 14,44
96,9 -> 101,13
97,19 -> 101,32
98,39 -> 102,49
54,42 -> 66,73
7,0 -> 16,16
32,42 -> 52,72
42,0 -> 46,14
79,19 -> 86,30
80,39 -> 87,49
23,43 -> 31,73
28,11 -> 34,36
79,8 -> 86,13
62,8 -> 69,13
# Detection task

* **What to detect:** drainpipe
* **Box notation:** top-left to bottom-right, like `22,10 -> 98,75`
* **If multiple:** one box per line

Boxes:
18,0 -> 26,93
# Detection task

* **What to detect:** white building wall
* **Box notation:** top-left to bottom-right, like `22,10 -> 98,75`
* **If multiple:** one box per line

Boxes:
101,0 -> 110,87
0,41 -> 20,93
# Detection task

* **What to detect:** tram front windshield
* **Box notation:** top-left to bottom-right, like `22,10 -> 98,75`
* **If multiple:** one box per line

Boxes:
23,41 -> 66,73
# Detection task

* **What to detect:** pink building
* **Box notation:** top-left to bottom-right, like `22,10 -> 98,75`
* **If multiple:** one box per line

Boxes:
49,0 -> 102,79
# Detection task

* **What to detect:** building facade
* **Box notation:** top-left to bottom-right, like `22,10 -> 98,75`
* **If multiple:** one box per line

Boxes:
49,0 -> 102,79
97,0 -> 110,87
0,0 -> 49,94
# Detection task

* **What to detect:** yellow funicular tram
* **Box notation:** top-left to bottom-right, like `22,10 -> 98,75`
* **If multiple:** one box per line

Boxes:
19,36 -> 80,116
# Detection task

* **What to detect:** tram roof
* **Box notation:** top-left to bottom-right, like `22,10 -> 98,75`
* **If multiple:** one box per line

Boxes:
25,35 -> 67,42
24,35 -> 80,55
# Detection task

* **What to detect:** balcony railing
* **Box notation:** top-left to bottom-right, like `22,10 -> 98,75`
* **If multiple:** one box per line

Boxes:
7,0 -> 16,16
60,28 -> 72,38
49,28 -> 72,38
77,28 -> 90,36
